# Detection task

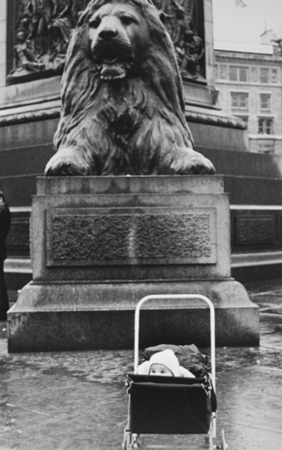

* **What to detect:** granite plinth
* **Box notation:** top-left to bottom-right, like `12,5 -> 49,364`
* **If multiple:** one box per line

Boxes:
8,176 -> 259,351
8,279 -> 259,352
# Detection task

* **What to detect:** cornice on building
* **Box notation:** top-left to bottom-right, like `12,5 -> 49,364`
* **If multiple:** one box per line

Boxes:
215,49 -> 282,64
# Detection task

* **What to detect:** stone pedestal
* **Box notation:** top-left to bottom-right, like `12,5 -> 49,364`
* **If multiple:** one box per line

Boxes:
7,176 -> 259,352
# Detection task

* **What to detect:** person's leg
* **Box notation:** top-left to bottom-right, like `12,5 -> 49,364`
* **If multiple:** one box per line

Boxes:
0,260 -> 9,321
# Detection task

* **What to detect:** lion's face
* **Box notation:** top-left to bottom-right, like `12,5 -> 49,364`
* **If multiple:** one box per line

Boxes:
88,1 -> 150,80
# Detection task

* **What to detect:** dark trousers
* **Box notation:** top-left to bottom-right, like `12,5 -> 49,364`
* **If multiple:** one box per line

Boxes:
0,260 -> 9,321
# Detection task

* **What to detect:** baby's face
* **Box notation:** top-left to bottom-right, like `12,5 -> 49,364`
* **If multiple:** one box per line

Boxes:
149,363 -> 173,376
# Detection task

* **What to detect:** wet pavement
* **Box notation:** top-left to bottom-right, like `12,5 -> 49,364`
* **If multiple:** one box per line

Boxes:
0,280 -> 282,450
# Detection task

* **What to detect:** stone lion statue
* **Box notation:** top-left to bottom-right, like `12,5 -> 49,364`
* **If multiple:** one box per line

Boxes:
45,0 -> 215,176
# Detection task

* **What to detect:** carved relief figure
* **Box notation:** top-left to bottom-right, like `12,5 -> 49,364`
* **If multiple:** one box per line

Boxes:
48,0 -> 72,54
27,0 -> 51,57
45,0 -> 215,176
151,0 -> 204,79
14,29 -> 45,72
176,18 -> 204,79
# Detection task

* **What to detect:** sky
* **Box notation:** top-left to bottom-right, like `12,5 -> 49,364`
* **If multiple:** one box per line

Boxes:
213,0 -> 282,44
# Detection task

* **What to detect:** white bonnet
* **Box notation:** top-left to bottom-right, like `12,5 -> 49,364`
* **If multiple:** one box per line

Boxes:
149,349 -> 180,376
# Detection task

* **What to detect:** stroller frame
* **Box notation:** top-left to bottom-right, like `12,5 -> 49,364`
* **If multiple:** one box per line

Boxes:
123,294 -> 228,450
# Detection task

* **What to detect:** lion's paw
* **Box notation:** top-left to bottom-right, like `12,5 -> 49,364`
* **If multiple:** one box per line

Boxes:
44,148 -> 92,176
170,149 -> 216,175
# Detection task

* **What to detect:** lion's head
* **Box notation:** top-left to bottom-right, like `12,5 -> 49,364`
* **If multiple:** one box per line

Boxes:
58,0 -> 186,128
88,2 -> 150,81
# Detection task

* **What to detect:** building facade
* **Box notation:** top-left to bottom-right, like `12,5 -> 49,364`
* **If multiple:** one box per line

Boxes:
215,43 -> 282,154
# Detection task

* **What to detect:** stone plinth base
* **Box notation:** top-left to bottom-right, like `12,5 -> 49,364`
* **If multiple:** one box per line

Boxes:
8,279 -> 259,352
7,175 -> 259,351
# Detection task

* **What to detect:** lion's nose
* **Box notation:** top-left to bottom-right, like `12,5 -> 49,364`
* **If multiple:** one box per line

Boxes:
99,28 -> 118,40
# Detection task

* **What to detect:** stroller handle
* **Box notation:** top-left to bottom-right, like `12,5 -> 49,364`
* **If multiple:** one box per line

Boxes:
134,294 -> 216,392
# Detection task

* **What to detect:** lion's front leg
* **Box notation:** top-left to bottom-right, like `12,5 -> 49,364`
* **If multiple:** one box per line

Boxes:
44,147 -> 94,176
168,147 -> 216,175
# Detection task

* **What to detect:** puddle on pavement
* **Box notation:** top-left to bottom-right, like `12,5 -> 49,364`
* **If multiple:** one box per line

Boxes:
0,350 -> 132,450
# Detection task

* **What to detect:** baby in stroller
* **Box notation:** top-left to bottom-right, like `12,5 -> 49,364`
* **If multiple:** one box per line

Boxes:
137,348 -> 195,377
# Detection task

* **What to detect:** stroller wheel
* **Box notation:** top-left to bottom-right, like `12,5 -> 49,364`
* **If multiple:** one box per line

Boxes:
131,434 -> 141,448
122,429 -> 130,450
122,431 -> 141,449
220,429 -> 228,450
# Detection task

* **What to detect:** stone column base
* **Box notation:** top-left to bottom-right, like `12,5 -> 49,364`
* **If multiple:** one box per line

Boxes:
8,279 -> 259,352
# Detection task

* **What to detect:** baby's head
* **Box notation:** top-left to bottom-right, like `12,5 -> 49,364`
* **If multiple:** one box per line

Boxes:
148,349 -> 180,377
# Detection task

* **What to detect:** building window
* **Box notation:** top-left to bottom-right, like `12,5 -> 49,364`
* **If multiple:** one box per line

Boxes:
231,92 -> 249,109
229,66 -> 248,82
271,68 -> 278,83
229,66 -> 237,81
258,118 -> 273,134
260,68 -> 269,83
260,94 -> 271,112
239,67 -> 248,82
218,64 -> 227,80
251,67 -> 258,82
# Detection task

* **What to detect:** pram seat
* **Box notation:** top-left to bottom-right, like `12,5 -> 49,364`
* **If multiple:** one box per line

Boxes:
127,373 -> 215,435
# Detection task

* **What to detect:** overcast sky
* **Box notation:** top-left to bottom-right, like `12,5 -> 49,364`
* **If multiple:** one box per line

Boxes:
213,0 -> 282,44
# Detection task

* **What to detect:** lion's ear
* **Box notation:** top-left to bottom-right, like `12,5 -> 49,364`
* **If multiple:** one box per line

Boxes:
158,11 -> 167,25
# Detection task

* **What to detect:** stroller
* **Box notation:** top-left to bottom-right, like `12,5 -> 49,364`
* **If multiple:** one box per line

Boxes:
123,294 -> 228,450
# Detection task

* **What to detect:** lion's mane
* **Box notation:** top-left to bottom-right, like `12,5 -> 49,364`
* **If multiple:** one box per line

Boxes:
46,0 -> 214,175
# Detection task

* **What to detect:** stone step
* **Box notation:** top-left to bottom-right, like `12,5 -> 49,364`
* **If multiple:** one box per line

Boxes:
199,147 -> 282,179
224,175 -> 282,205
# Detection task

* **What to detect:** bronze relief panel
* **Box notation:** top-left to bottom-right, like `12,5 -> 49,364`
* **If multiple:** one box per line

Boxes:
7,0 -> 89,83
